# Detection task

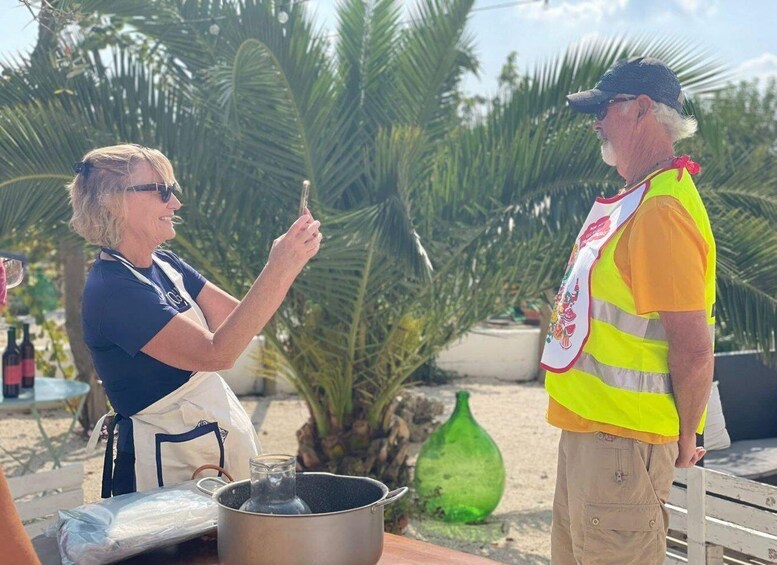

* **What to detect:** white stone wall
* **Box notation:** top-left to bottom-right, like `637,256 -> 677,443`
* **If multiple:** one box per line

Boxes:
435,325 -> 542,381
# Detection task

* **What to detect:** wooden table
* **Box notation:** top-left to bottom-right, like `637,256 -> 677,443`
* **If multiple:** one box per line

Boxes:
33,532 -> 501,564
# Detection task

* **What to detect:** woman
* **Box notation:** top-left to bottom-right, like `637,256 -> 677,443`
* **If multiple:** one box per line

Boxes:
69,144 -> 321,496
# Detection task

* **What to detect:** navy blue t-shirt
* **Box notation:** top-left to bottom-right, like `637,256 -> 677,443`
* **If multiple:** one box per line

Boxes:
82,249 -> 207,452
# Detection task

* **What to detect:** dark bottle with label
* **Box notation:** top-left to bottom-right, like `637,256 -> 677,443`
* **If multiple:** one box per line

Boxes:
21,322 -> 35,389
3,326 -> 22,398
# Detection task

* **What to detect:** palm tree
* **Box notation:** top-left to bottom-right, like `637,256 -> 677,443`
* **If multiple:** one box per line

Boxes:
1,2 -> 774,529
680,80 -> 777,360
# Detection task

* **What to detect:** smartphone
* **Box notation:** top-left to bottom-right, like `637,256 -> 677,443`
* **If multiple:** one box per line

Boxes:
298,180 -> 310,217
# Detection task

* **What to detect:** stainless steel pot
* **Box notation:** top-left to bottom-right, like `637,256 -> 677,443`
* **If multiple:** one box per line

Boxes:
197,472 -> 407,565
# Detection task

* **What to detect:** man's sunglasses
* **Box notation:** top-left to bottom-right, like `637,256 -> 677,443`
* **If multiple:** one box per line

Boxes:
125,182 -> 182,203
596,95 -> 637,121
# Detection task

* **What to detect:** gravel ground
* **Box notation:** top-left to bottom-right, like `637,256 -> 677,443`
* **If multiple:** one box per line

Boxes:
0,376 -> 558,564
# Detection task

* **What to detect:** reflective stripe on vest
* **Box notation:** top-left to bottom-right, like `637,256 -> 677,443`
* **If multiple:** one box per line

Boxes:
592,297 -> 715,343
591,298 -> 667,340
573,351 -> 673,394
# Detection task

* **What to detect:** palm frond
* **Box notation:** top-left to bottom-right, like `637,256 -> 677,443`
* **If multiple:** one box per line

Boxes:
335,0 -> 403,136
714,208 -> 777,360
393,0 -> 477,136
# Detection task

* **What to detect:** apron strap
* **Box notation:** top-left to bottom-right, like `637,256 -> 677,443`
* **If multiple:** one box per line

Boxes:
86,412 -> 112,452
100,413 -> 124,498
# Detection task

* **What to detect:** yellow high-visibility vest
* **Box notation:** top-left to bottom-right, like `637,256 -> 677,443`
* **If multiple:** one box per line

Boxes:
544,163 -> 716,437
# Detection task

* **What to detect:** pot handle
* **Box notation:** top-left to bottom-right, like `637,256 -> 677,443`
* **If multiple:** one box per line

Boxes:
371,487 -> 409,513
192,464 -> 234,482
197,476 -> 229,496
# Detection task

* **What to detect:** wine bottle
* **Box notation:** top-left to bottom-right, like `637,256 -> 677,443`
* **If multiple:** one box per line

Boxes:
21,322 -> 35,389
3,326 -> 22,398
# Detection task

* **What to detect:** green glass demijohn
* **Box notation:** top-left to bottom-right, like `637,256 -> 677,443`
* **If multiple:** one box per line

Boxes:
414,390 -> 505,523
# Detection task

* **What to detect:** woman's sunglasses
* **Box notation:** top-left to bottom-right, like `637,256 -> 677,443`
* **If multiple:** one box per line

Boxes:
595,95 -> 637,121
125,182 -> 182,203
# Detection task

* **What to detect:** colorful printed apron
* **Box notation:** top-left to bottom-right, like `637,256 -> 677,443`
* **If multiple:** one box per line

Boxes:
541,182 -> 649,372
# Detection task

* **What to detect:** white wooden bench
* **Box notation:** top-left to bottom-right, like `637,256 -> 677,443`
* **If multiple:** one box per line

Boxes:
7,464 -> 84,537
666,466 -> 777,564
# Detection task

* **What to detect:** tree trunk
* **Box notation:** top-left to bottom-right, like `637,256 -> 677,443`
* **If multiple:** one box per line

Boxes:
296,401 -> 411,533
536,303 -> 552,384
536,289 -> 556,384
59,238 -> 107,432
29,1 -> 105,431
29,3 -> 59,69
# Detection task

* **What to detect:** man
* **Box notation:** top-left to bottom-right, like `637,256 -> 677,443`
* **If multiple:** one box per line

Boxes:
542,57 -> 716,564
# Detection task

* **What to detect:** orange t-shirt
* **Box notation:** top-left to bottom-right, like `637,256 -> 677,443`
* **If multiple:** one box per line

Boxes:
547,195 -> 709,444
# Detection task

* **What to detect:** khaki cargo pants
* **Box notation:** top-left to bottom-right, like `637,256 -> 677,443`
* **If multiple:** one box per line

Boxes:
551,430 -> 678,565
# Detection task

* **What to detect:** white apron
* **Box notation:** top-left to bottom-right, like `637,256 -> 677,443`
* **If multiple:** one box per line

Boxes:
88,250 -> 260,492
540,182 -> 648,373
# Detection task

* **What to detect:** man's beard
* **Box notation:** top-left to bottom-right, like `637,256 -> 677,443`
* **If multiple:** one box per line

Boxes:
600,139 -> 617,167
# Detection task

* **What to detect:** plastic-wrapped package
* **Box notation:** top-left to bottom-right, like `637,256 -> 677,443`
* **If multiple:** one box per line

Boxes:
52,480 -> 217,565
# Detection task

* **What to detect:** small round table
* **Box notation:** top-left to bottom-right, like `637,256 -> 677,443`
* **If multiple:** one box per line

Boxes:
0,377 -> 90,472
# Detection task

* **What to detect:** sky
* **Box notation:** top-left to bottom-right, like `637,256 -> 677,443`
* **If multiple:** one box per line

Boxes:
1,0 -> 775,98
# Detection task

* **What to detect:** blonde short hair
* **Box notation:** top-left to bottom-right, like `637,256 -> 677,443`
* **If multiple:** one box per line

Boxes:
68,144 -> 176,248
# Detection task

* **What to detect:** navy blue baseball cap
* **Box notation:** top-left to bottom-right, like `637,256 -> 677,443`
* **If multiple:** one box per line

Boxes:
567,57 -> 685,114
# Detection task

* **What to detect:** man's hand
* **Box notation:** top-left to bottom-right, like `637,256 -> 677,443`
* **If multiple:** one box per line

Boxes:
676,434 -> 705,468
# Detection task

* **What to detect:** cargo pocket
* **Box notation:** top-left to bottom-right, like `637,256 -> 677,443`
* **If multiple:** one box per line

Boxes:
582,502 -> 663,565
590,432 -> 634,501
155,421 -> 225,487
637,440 -> 677,506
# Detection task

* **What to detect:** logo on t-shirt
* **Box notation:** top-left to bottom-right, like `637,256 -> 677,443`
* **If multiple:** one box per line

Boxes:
166,288 -> 190,309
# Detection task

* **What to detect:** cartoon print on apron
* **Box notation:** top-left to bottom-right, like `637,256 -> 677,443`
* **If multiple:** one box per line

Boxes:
87,250 -> 261,493
540,181 -> 649,373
